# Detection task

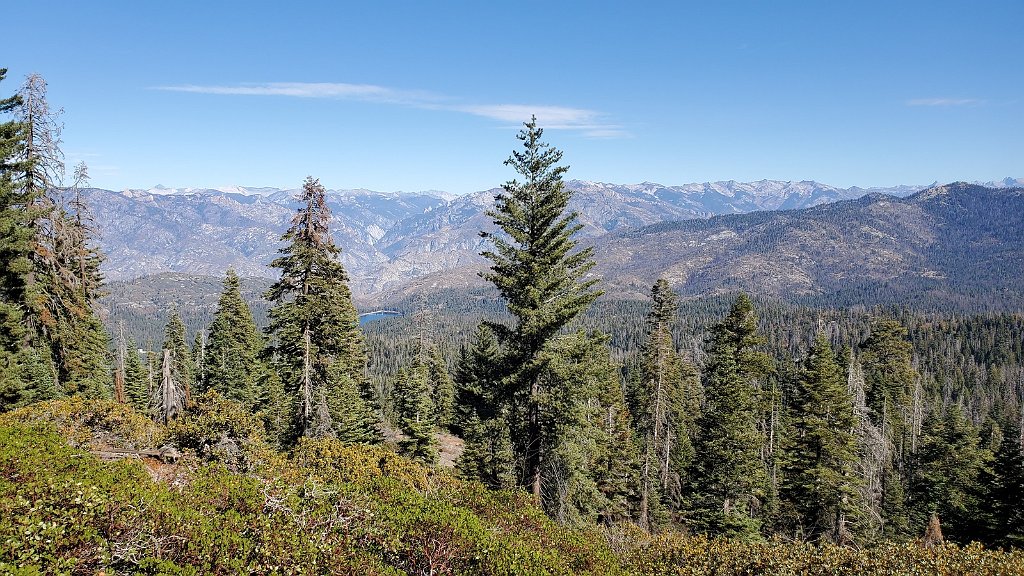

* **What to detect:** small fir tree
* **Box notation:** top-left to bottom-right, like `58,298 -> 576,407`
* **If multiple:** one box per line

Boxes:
204,269 -> 265,408
394,356 -> 438,464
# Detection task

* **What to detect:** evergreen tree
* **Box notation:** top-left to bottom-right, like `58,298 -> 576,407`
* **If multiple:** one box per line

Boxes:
192,329 -> 206,389
0,71 -> 55,408
454,323 -> 501,430
589,346 -> 641,525
18,75 -> 110,398
325,359 -> 379,445
394,355 -> 438,464
204,269 -> 265,408
536,331 -> 636,524
454,324 -> 516,488
0,71 -> 41,412
880,462 -> 910,539
635,279 -> 697,530
860,319 -> 918,462
780,334 -> 861,543
909,405 -> 988,543
480,116 -> 601,499
686,294 -> 769,539
860,319 -> 918,535
161,310 -> 195,409
0,72 -> 110,405
265,176 -> 378,444
428,347 -> 455,430
456,410 -> 516,490
253,366 -> 291,448
44,162 -> 110,397
122,338 -> 149,412
982,417 -> 1024,548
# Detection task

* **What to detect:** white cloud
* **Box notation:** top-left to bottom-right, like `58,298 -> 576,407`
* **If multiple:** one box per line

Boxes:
906,98 -> 983,107
155,82 -> 626,138
457,104 -> 598,125
156,82 -> 442,105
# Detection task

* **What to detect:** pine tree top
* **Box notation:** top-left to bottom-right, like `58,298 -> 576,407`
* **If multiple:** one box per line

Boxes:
480,117 -> 601,353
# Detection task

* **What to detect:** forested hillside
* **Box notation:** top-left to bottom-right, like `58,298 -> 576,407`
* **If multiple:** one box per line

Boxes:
592,183 -> 1024,302
3,69 -> 1024,575
79,176 -> 1020,297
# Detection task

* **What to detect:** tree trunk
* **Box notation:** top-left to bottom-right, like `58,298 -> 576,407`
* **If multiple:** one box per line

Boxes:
528,377 -> 542,500
300,325 -> 313,436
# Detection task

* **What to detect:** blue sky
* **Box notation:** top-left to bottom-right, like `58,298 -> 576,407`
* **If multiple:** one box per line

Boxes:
3,0 -> 1021,193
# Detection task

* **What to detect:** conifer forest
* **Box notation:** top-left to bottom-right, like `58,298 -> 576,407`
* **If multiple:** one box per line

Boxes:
2,69 -> 1024,575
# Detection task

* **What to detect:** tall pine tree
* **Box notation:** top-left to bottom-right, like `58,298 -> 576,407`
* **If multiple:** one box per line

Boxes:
686,294 -> 769,539
480,116 -> 601,499
0,67 -> 41,411
860,319 -> 918,536
0,71 -> 110,407
780,334 -> 861,543
635,278 -> 697,530
265,176 -> 378,444
908,405 -> 987,543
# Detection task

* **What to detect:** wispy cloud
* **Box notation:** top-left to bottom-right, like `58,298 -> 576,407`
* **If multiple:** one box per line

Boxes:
453,104 -> 628,138
906,98 -> 984,107
156,82 -> 441,106
154,82 -> 627,138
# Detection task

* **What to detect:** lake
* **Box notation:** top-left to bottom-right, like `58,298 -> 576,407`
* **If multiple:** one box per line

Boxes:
359,310 -> 402,325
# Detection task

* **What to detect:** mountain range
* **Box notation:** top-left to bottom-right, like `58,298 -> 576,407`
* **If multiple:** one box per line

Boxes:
83,177 -> 1023,298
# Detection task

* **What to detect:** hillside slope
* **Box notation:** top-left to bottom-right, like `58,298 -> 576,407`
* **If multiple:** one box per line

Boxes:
85,179 -> 938,295
591,183 -> 1024,300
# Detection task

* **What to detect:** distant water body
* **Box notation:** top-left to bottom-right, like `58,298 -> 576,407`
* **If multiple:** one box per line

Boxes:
359,310 -> 402,325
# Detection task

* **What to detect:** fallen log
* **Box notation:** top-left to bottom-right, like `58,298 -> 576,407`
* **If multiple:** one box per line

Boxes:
91,446 -> 182,463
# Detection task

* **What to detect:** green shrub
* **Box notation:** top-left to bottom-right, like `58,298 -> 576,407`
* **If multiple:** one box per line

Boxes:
3,399 -> 1023,575
168,390 -> 275,473
0,396 -> 164,449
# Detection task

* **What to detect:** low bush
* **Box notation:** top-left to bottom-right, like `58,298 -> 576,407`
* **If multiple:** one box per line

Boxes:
2,399 -> 1023,575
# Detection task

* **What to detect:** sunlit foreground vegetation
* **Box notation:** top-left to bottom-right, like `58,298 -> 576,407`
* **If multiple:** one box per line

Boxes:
1,397 -> 1021,575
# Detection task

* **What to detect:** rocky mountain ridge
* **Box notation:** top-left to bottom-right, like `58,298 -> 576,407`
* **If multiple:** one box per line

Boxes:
85,178 -> 1021,297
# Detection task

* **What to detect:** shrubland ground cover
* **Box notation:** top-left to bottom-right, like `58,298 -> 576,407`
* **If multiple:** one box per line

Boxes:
1,397 -> 1022,575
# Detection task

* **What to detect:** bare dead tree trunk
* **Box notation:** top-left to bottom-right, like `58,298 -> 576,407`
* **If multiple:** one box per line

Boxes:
639,432 -> 653,530
300,325 -> 314,436
156,349 -> 184,424
850,352 -> 886,537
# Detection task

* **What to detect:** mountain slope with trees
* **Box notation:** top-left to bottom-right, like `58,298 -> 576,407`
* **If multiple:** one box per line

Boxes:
590,183 -> 1024,303
78,178 -> 1000,296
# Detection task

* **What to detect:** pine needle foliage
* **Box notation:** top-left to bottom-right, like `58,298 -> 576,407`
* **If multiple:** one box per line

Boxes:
686,294 -> 769,539
264,176 -> 378,444
781,333 -> 862,543
203,268 -> 266,408
480,116 -> 601,498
